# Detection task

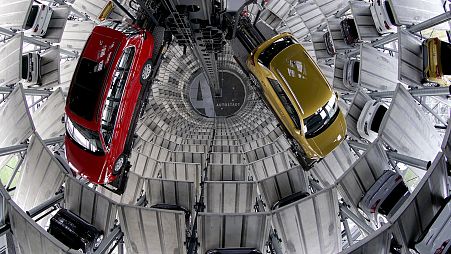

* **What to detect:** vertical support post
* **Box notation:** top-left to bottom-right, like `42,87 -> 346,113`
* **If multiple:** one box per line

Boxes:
6,153 -> 25,190
341,212 -> 354,247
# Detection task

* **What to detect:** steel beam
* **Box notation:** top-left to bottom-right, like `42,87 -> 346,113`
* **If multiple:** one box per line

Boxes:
347,140 -> 431,170
341,212 -> 354,247
342,86 -> 450,100
348,11 -> 451,56
335,4 -> 351,18
6,153 -> 25,190
26,192 -> 64,218
93,226 -> 123,254
0,87 -> 54,96
0,27 -> 77,57
0,136 -> 65,157
340,205 -> 375,235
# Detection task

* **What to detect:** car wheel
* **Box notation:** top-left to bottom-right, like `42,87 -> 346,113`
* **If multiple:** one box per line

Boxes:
140,59 -> 152,84
113,155 -> 126,175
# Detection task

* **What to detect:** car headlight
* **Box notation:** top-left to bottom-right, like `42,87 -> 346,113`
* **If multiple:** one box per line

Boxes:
113,156 -> 125,174
326,93 -> 337,110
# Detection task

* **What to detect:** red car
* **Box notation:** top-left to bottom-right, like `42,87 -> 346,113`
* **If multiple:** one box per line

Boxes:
64,21 -> 154,192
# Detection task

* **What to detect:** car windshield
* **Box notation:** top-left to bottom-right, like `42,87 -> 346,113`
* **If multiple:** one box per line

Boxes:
99,20 -> 140,36
303,94 -> 340,138
378,183 -> 408,215
370,105 -> 388,132
21,54 -> 29,79
101,47 -> 135,145
67,58 -> 107,121
66,116 -> 104,154
258,36 -> 296,67
25,5 -> 38,30
352,61 -> 360,83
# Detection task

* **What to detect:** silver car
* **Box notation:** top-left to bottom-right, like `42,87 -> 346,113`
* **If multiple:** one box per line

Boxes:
342,59 -> 360,90
415,197 -> 451,254
25,4 -> 53,37
357,99 -> 389,142
21,52 -> 41,86
359,170 -> 410,227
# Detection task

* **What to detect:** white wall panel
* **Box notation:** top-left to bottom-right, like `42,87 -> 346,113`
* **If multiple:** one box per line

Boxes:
205,181 -> 256,213
379,85 -> 442,162
0,85 -> 33,148
0,34 -> 23,86
14,134 -> 66,211
0,0 -> 31,29
336,141 -> 390,209
198,212 -> 271,253
359,44 -> 398,92
119,205 -> 187,254
64,176 -> 118,235
272,186 -> 341,254
59,20 -> 95,53
32,88 -> 65,139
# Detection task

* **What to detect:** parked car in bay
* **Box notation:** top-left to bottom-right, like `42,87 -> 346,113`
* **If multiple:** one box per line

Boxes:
64,20 -> 155,193
25,4 -> 53,37
48,208 -> 103,253
370,0 -> 396,34
247,33 -> 347,167
414,196 -> 451,254
21,52 -> 41,86
340,18 -> 359,45
359,170 -> 410,227
422,37 -> 451,86
357,99 -> 389,142
342,58 -> 360,90
323,31 -> 336,56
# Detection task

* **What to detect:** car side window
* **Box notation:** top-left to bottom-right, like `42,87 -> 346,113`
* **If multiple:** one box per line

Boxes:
267,78 -> 301,129
101,47 -> 135,145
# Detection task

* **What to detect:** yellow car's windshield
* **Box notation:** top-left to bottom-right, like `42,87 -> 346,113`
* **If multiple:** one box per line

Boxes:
303,94 -> 340,138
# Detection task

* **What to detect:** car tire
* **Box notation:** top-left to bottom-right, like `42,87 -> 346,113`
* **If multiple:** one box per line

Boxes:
113,155 -> 126,175
140,59 -> 152,85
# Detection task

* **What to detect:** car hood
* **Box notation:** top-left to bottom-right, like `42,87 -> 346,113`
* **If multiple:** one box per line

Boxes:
65,135 -> 114,184
306,110 -> 347,158
270,44 -> 333,117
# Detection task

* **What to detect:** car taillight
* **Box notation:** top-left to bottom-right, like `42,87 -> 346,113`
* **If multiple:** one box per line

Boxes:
370,199 -> 380,213
41,4 -> 45,9
436,66 -> 441,78
384,21 -> 390,30
434,239 -> 450,254
33,25 -> 39,32
395,175 -> 402,182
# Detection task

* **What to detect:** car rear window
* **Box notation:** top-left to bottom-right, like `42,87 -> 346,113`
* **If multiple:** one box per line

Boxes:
67,58 -> 107,120
379,183 -> 408,215
258,36 -> 296,68
352,61 -> 360,83
370,105 -> 387,132
25,6 -> 38,30
21,54 -> 28,79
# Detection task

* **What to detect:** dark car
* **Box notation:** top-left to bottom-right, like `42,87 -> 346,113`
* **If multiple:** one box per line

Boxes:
340,18 -> 359,45
48,209 -> 103,253
323,31 -> 335,56
271,191 -> 310,210
206,248 -> 262,254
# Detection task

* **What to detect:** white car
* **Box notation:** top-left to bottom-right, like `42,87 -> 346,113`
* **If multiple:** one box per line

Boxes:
24,4 -> 53,37
370,0 -> 396,34
342,59 -> 360,90
359,170 -> 410,227
21,52 -> 41,85
415,197 -> 451,254
357,99 -> 388,142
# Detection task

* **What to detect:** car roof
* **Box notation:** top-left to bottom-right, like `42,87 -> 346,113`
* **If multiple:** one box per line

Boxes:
269,43 -> 333,117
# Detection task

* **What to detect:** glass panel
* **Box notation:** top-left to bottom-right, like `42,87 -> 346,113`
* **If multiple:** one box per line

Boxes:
303,94 -> 340,138
67,58 -> 107,120
378,183 -> 408,215
258,36 -> 296,67
101,47 -> 135,145
25,6 -> 38,30
370,105 -> 388,132
66,116 -> 104,154
268,78 -> 301,129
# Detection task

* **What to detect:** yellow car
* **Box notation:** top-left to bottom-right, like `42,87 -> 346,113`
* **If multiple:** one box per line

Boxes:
423,37 -> 451,86
247,33 -> 346,163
